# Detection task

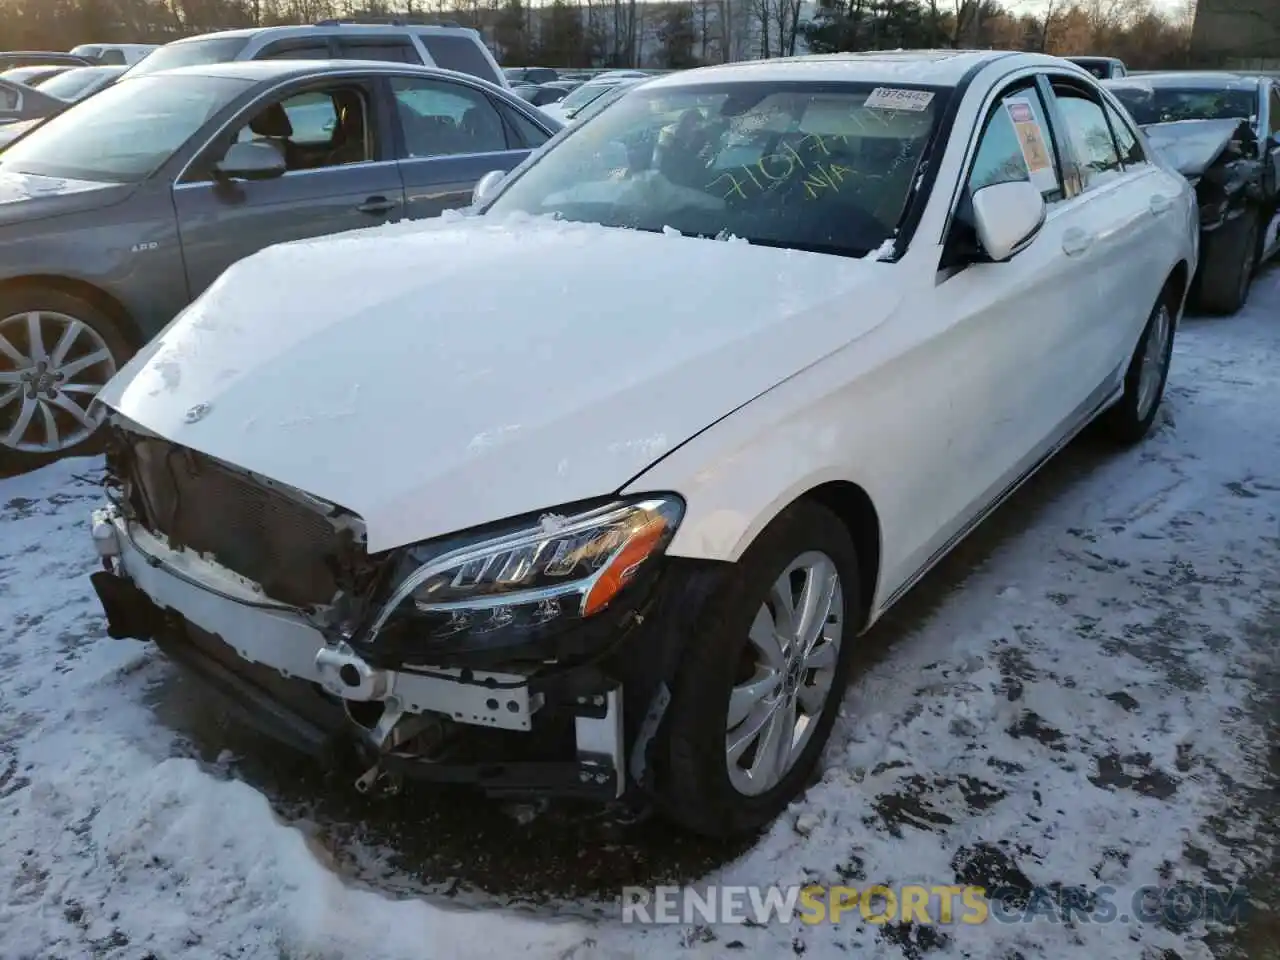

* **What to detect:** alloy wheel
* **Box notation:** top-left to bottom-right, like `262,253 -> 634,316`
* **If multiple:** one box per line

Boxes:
0,310 -> 117,453
1135,303 -> 1171,422
726,550 -> 844,797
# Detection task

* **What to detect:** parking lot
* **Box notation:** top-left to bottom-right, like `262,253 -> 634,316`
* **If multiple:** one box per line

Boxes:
0,265 -> 1276,958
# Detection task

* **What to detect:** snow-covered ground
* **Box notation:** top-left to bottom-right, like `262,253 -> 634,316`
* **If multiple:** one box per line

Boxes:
2,268 -> 1278,960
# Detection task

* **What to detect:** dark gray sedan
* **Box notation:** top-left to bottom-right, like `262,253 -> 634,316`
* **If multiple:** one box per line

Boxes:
0,59 -> 559,466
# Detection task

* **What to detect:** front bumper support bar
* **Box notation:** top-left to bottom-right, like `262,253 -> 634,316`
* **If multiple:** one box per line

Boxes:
89,506 -> 626,801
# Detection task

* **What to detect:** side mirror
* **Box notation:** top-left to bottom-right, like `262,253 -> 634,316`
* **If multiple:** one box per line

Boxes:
213,140 -> 286,182
472,169 -> 506,206
970,180 -> 1046,262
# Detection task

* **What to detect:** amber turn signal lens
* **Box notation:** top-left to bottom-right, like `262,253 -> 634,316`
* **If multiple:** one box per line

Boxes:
582,515 -> 669,616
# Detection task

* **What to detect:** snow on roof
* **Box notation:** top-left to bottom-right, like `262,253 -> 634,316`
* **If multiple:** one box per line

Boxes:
645,49 -> 1019,88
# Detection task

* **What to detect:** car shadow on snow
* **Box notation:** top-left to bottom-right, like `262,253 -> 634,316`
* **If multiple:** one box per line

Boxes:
142,424 -> 1125,912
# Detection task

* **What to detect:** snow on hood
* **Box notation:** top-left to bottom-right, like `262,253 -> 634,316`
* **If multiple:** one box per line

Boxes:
1141,118 -> 1247,178
98,214 -> 895,553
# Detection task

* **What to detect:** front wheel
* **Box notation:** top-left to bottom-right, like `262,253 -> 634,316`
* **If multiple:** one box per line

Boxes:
1098,294 -> 1175,446
0,287 -> 130,472
654,501 -> 860,837
1197,208 -> 1260,316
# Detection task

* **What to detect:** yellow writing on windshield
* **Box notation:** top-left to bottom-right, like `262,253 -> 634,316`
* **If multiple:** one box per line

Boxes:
705,133 -> 858,202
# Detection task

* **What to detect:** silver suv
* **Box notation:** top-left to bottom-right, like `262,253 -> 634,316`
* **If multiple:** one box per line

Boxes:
123,20 -> 507,88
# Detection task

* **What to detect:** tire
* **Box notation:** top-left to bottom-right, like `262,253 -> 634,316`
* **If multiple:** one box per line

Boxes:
1098,291 -> 1176,446
0,286 -> 132,473
1197,208 -> 1260,316
654,500 -> 860,837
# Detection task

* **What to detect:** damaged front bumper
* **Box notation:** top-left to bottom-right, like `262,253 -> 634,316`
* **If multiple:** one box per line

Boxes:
89,505 -> 632,800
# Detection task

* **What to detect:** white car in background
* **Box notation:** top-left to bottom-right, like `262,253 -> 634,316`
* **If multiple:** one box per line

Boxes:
88,50 -> 1197,838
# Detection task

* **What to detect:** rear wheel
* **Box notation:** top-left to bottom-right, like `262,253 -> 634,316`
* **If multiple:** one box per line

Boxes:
655,501 -> 860,837
0,287 -> 130,472
1098,293 -> 1175,445
1198,208 -> 1260,316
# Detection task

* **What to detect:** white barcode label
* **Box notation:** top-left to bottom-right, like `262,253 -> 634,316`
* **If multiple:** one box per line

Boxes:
863,87 -> 935,112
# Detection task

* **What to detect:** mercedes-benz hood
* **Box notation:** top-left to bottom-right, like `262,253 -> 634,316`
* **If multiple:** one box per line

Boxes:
1142,118 -> 1250,178
97,214 -> 895,553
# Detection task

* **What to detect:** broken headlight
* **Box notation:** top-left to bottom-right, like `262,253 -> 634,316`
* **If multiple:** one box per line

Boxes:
366,496 -> 684,652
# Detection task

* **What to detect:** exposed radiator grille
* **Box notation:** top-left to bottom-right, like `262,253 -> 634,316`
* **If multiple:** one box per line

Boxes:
126,437 -> 345,608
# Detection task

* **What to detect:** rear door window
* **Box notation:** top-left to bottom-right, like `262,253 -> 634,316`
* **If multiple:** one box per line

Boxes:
420,35 -> 500,84
258,40 -> 333,61
335,39 -> 422,64
390,76 -> 509,156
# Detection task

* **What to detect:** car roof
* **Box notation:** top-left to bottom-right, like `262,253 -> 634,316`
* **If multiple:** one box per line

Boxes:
642,50 -> 1059,88
165,22 -> 480,43
1108,71 -> 1260,90
128,58 -> 457,81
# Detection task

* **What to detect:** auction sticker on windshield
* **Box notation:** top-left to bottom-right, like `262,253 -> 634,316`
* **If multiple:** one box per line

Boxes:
1005,96 -> 1058,194
864,87 -> 934,112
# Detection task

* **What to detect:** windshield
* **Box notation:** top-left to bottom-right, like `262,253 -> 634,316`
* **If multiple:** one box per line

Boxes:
70,45 -> 103,59
1109,85 -> 1257,125
123,36 -> 251,79
558,82 -> 622,114
35,66 -> 117,100
0,74 -> 252,182
485,82 -> 945,258
572,83 -> 633,124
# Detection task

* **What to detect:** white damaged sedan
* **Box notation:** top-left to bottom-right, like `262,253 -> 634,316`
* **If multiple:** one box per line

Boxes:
87,50 -> 1197,837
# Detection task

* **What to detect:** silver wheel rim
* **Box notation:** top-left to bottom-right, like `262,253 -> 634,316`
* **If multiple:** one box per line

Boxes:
1136,304 -> 1171,421
0,310 -> 116,453
726,550 -> 844,797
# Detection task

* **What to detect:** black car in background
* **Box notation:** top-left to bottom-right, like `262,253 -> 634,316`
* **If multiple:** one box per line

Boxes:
504,66 -> 559,85
1068,55 -> 1127,79
512,82 -> 569,107
1108,72 -> 1280,314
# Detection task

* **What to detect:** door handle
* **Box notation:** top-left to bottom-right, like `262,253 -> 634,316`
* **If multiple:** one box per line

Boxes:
1061,228 -> 1094,256
356,196 -> 396,215
1149,194 -> 1173,215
